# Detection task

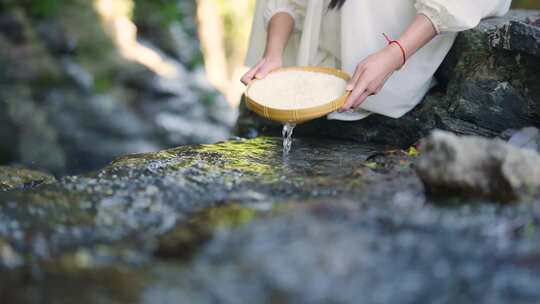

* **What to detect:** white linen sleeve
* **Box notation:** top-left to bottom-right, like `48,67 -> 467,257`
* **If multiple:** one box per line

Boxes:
264,0 -> 307,31
415,0 -> 512,34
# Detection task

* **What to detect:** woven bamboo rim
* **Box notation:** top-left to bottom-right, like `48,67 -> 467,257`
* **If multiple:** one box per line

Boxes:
245,66 -> 351,124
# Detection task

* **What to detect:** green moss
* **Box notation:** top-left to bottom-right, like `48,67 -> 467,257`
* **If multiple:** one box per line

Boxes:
93,72 -> 115,93
35,259 -> 148,304
157,204 -> 259,259
109,138 -> 282,182
0,185 -> 98,235
195,137 -> 281,179
0,166 -> 56,191
108,149 -> 189,168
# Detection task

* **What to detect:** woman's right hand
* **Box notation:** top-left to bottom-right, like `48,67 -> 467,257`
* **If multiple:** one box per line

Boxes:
240,57 -> 283,86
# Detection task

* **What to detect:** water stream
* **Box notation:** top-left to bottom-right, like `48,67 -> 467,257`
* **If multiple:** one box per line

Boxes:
282,123 -> 296,156
3,136 -> 540,303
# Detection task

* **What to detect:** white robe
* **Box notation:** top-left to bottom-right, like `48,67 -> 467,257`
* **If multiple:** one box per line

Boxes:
245,0 -> 511,121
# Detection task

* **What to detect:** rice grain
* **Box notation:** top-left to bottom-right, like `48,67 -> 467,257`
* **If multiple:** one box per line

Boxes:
247,70 -> 347,110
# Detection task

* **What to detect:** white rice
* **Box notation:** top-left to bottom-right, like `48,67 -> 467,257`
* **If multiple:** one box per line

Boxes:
247,70 -> 347,110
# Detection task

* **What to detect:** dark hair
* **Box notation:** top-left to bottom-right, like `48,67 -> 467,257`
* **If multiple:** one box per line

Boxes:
328,0 -> 346,9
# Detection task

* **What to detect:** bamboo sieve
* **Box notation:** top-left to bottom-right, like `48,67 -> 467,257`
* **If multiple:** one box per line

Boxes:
245,66 -> 351,124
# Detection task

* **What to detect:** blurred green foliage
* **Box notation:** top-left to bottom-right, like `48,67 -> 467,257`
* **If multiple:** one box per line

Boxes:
513,0 -> 540,9
132,0 -> 199,39
8,0 -> 540,20
216,0 -> 255,60
9,0 -> 63,18
133,0 -> 182,27
2,0 -> 118,81
132,0 -> 204,68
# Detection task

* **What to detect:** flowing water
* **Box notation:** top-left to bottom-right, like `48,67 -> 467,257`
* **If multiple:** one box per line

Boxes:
282,123 -> 296,156
2,137 -> 540,303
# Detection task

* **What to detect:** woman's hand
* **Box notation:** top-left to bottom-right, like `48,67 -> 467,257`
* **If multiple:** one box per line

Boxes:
338,44 -> 403,112
339,14 -> 437,112
241,12 -> 293,86
240,57 -> 283,85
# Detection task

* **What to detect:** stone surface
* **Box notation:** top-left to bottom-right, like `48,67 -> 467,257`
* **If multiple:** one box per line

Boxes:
504,126 -> 540,151
0,166 -> 56,192
0,1 -> 235,175
236,10 -> 540,148
0,137 -> 540,303
159,202 -> 540,304
416,130 -> 540,202
489,13 -> 540,57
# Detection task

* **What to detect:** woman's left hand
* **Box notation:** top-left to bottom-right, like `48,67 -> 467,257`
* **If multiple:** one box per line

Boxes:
339,44 -> 404,112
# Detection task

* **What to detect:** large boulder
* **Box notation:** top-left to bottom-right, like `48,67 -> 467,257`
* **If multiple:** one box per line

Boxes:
235,10 -> 540,148
0,1 -> 234,175
1,137 -> 540,303
416,130 -> 540,202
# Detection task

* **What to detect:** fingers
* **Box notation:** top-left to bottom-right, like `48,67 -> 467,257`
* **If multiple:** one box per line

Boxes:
340,65 -> 367,111
346,64 -> 365,91
348,81 -> 383,109
351,92 -> 371,108
240,71 -> 254,86
340,80 -> 369,112
339,65 -> 392,112
349,82 -> 381,109
255,61 -> 275,79
240,58 -> 266,85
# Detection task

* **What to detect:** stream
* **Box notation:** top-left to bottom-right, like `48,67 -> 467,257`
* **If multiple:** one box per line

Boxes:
1,137 -> 540,303
282,123 -> 296,156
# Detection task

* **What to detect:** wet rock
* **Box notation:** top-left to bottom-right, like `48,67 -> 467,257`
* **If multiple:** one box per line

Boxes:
1,137 -> 540,303
156,204 -> 262,260
0,239 -> 22,268
0,137 -> 393,303
0,1 -> 233,175
416,130 -> 540,202
236,10 -> 540,147
0,166 -> 56,192
503,126 -> 540,151
152,202 -> 540,304
1,257 -> 148,304
489,12 -> 540,57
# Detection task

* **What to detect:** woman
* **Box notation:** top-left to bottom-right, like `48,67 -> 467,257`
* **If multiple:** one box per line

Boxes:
241,0 -> 511,121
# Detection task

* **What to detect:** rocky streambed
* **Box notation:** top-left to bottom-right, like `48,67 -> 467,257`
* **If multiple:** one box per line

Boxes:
1,135 -> 540,304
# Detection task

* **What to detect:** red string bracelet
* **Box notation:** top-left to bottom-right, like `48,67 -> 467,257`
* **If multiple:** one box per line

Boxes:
383,33 -> 407,68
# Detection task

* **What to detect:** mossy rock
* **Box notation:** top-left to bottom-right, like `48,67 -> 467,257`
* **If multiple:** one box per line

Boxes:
0,166 -> 56,191
1,135 -> 540,303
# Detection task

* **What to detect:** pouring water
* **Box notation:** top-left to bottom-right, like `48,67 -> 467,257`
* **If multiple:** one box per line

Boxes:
282,123 -> 296,156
